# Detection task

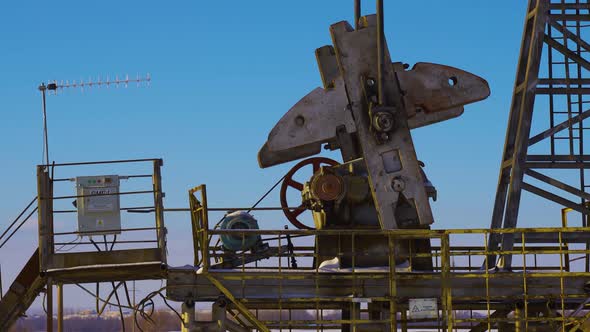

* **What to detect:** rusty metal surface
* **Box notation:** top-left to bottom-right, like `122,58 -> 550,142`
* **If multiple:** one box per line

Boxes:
258,78 -> 353,168
258,11 -> 489,235
7,1 -> 590,331
258,62 -> 490,168
181,186 -> 590,330
47,248 -> 162,270
488,0 -> 590,272
400,62 -> 490,128
329,16 -> 432,229
48,262 -> 165,284
398,63 -> 490,116
0,249 -> 46,331
167,268 -> 590,303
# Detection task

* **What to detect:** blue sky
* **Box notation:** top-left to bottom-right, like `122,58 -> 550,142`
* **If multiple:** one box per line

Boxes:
0,1 -> 568,310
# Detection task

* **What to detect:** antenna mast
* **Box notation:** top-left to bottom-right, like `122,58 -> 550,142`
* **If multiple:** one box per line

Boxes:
37,73 -> 151,166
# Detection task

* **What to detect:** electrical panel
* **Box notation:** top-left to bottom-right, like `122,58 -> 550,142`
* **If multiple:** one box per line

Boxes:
75,175 -> 121,235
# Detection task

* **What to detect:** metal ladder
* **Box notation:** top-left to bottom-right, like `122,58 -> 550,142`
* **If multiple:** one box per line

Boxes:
0,197 -> 46,330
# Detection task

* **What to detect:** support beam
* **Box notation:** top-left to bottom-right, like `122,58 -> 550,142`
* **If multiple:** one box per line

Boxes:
529,108 -> 590,146
57,283 -> 63,332
549,3 -> 590,10
549,14 -> 590,22
538,78 -> 590,85
525,169 -> 590,201
342,307 -> 351,332
528,155 -> 590,161
525,162 -> 590,169
400,309 -> 408,332
544,35 -> 590,72
181,302 -> 195,332
521,182 -> 590,215
46,280 -> 53,332
514,304 -> 523,332
468,309 -> 511,332
204,274 -> 269,332
549,20 -> 590,53
536,87 -> 590,94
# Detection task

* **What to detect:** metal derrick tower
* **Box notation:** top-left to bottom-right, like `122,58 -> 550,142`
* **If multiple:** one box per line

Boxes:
489,0 -> 590,269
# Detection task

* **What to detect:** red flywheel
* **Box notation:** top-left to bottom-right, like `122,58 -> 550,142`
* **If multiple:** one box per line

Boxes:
279,157 -> 340,230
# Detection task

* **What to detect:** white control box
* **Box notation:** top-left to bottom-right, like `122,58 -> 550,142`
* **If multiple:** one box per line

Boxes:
76,175 -> 121,235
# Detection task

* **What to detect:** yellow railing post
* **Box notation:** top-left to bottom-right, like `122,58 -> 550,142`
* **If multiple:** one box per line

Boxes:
37,165 -> 54,271
188,185 -> 210,270
440,233 -> 453,331
153,159 -> 167,265
484,231 -> 492,331
514,303 -> 522,332
57,283 -> 63,332
46,278 -> 53,332
521,232 -> 528,331
199,185 -> 209,271
388,233 -> 397,332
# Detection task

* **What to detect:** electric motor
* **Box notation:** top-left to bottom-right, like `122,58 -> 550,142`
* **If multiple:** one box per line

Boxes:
219,211 -> 261,251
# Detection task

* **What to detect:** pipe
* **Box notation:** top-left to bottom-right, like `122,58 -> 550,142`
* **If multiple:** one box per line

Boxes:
57,283 -> 63,332
376,0 -> 385,105
354,0 -> 361,29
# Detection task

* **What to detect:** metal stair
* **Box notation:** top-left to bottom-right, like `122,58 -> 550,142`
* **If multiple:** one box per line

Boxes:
0,248 -> 46,330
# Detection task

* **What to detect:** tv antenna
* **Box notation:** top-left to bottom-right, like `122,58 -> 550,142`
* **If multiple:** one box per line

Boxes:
37,73 -> 151,166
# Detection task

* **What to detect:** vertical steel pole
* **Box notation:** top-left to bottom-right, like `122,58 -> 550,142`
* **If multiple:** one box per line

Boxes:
46,279 -> 53,332
39,84 -> 50,166
37,166 -> 54,271
181,301 -> 195,332
132,280 -> 136,332
354,0 -> 361,29
514,304 -> 522,332
57,283 -> 63,332
153,159 -> 166,265
400,308 -> 408,332
441,233 -> 453,331
587,211 -> 590,272
351,302 -> 360,332
200,185 -> 210,271
342,306 -> 351,332
376,0 -> 385,106
388,234 -> 397,332
0,264 -> 3,300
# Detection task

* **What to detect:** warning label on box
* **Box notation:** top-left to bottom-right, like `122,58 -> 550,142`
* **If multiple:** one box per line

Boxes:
408,298 -> 438,319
